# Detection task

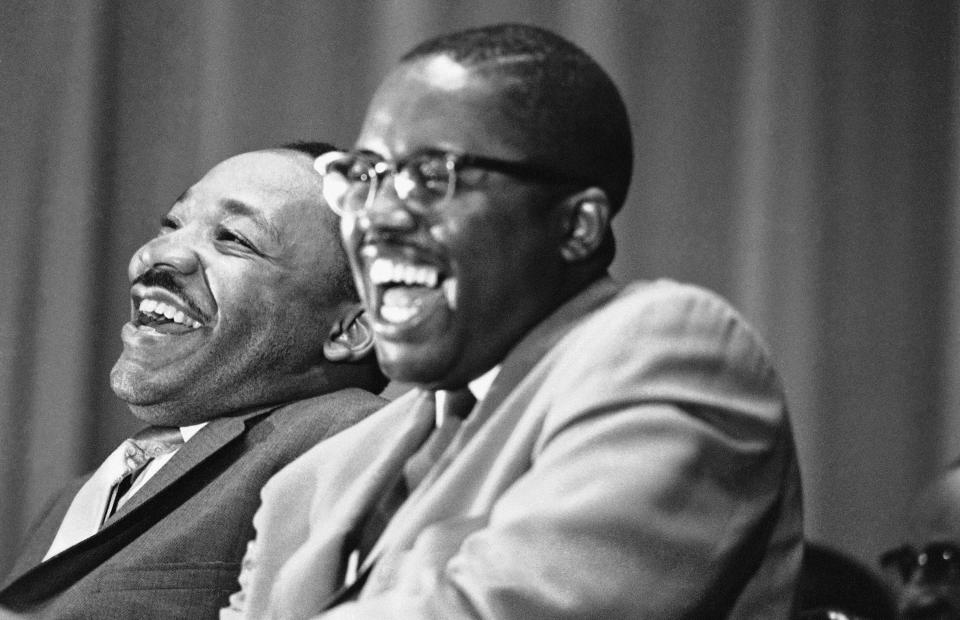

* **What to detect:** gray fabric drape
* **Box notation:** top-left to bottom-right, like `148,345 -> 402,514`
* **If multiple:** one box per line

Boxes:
1,0 -> 956,578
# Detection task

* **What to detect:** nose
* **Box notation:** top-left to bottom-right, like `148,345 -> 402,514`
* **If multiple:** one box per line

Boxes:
129,231 -> 200,281
360,174 -> 417,233
898,582 -> 957,619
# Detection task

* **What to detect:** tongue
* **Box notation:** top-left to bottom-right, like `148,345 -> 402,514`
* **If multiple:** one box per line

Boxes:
140,313 -> 196,335
153,322 -> 195,335
382,285 -> 434,308
381,285 -> 447,323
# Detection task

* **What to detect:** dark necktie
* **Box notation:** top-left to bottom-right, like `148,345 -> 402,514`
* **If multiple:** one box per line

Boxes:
348,388 -> 477,584
106,425 -> 185,517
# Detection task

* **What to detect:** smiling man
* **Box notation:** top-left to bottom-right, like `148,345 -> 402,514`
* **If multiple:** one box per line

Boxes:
0,143 -> 387,618
228,24 -> 804,619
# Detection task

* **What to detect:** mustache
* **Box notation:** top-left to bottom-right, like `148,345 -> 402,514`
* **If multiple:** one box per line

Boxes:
133,268 -> 207,320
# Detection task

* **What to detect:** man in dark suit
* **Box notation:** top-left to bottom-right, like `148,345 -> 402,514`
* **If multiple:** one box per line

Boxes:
227,24 -> 804,619
0,143 -> 387,618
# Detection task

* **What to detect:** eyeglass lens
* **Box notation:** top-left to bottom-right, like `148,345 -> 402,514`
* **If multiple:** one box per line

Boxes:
324,153 -> 456,214
881,544 -> 960,584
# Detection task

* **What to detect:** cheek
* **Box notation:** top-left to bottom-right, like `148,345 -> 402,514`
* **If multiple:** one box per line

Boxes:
444,218 -> 557,277
430,208 -> 520,258
210,271 -> 280,329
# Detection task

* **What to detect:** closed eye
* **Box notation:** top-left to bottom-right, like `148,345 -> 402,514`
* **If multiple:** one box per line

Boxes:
215,226 -> 259,254
159,215 -> 180,234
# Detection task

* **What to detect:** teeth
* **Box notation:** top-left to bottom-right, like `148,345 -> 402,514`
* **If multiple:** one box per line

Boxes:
370,259 -> 390,283
138,298 -> 202,328
368,257 -> 440,287
442,278 -> 458,311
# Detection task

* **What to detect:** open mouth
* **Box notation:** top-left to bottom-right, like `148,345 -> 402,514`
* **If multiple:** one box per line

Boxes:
367,255 -> 456,328
133,290 -> 205,334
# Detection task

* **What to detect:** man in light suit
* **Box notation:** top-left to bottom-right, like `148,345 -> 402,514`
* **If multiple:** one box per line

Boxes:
227,24 -> 804,618
0,143 -> 388,618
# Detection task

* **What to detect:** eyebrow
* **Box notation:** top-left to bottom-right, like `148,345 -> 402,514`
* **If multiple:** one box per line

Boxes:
221,198 -> 282,246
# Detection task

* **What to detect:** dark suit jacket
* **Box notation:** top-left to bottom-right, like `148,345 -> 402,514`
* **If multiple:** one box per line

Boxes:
232,278 -> 804,619
0,387 -> 386,619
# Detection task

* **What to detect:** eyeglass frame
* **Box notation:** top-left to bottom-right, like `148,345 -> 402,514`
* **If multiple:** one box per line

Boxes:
879,542 -> 960,585
314,149 -> 598,217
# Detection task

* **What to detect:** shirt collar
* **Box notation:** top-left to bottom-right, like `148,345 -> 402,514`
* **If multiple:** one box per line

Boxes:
179,422 -> 207,442
434,365 -> 501,428
468,365 -> 500,402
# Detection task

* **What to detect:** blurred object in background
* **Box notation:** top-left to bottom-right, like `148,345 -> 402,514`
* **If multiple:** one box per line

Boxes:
880,463 -> 960,619
798,540 -> 896,619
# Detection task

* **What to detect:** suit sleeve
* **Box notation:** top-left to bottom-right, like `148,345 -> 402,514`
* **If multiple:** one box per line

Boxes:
319,285 -> 801,619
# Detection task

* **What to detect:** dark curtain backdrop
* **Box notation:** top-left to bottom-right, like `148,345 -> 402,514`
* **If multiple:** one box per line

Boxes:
1,0 -> 956,578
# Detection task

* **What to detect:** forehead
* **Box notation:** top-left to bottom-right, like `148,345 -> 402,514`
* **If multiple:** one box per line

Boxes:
176,150 -> 340,270
181,151 -> 322,218
357,57 -> 527,160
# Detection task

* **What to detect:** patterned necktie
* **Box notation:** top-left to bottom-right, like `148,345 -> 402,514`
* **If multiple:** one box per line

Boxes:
43,426 -> 184,560
345,388 -> 476,587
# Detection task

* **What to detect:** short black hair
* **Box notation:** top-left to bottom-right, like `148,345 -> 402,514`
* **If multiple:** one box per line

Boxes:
276,141 -> 357,305
277,140 -> 388,391
280,140 -> 338,160
401,23 -> 633,214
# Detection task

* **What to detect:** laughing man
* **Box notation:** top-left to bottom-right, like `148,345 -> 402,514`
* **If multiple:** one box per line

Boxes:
229,24 -> 804,619
0,143 -> 387,618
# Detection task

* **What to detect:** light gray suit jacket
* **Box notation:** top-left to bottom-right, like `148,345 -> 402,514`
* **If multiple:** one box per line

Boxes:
230,278 -> 803,619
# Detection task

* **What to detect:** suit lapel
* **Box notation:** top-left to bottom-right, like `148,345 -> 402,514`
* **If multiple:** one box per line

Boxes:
347,277 -> 623,597
341,391 -> 435,572
268,391 -> 436,616
469,276 -> 621,433
0,406 -> 275,607
104,411 -> 256,523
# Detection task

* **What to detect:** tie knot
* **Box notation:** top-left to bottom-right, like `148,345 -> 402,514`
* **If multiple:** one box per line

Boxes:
437,388 -> 476,422
121,426 -> 184,473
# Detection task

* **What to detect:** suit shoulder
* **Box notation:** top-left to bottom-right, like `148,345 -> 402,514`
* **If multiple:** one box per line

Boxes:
273,388 -> 388,422
605,279 -> 752,329
290,388 -> 422,454
545,279 -> 787,428
260,389 -> 422,495
252,388 -> 389,451
580,279 -> 775,365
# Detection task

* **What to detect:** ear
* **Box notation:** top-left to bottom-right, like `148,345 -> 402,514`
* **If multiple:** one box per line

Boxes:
323,305 -> 375,363
559,187 -> 610,262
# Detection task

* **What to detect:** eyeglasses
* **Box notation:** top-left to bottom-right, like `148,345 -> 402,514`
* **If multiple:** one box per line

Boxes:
314,149 -> 593,217
880,543 -> 960,584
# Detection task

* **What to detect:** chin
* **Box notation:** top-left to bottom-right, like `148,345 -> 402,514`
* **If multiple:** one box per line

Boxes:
111,381 -> 161,411
375,341 -> 459,387
377,356 -> 443,387
111,368 -> 188,418
109,362 -> 156,403
111,378 -> 196,426
125,401 -> 211,427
